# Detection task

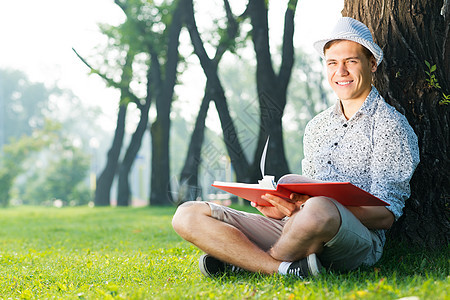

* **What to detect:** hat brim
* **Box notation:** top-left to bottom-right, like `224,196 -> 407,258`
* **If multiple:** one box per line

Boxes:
314,36 -> 384,66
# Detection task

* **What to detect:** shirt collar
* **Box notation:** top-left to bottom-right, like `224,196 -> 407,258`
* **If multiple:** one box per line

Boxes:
331,86 -> 380,119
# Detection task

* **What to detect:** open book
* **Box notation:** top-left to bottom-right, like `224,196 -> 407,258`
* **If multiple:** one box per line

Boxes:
212,137 -> 389,207
212,174 -> 389,206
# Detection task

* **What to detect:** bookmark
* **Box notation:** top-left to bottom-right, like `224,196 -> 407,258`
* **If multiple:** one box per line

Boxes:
260,136 -> 270,178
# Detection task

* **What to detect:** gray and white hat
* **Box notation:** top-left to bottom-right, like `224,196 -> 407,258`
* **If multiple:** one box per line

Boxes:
313,17 -> 383,66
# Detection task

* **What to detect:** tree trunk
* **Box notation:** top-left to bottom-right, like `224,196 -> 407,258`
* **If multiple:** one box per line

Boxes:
149,0 -> 183,206
94,104 -> 127,206
93,47 -> 135,207
247,0 -> 297,181
183,0 -> 251,184
117,95 -> 151,206
343,0 -> 450,248
178,86 -> 211,203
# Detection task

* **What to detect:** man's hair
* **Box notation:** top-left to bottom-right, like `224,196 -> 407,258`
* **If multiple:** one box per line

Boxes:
324,39 -> 375,61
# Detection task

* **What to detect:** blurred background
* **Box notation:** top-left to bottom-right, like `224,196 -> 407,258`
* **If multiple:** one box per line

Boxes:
0,0 -> 343,207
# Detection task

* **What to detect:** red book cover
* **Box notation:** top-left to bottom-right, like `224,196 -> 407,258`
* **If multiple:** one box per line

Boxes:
212,176 -> 389,207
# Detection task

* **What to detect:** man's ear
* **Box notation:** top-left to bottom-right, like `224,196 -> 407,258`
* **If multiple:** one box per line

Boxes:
371,57 -> 377,73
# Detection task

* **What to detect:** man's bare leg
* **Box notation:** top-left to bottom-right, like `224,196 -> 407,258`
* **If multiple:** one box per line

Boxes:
173,197 -> 341,274
269,196 -> 341,262
172,201 -> 281,274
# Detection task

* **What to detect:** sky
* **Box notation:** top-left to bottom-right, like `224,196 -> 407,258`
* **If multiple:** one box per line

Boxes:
0,0 -> 344,131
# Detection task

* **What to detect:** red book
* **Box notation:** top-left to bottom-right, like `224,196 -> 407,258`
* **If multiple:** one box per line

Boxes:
212,174 -> 389,207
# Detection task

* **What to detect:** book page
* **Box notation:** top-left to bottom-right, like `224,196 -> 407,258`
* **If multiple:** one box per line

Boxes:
277,174 -> 325,184
212,181 -> 276,190
260,136 -> 269,178
258,175 -> 276,189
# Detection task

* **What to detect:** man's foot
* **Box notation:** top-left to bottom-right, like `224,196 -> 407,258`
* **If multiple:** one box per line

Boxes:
286,253 -> 322,278
198,254 -> 243,277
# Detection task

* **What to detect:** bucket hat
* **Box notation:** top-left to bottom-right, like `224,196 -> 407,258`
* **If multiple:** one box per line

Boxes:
313,17 -> 383,66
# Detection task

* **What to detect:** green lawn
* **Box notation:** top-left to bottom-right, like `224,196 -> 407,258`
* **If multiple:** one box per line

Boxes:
0,206 -> 448,299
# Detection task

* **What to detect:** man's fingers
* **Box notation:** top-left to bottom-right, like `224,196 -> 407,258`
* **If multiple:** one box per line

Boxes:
262,194 -> 297,217
290,193 -> 311,202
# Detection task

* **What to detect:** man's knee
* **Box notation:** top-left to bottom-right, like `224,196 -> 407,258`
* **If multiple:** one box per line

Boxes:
292,196 -> 341,240
269,197 -> 342,261
172,201 -> 210,237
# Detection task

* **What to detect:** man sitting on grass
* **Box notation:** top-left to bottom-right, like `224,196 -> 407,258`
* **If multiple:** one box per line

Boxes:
172,17 -> 420,278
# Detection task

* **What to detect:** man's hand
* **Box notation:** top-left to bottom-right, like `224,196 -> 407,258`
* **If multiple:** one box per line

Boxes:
251,193 -> 311,219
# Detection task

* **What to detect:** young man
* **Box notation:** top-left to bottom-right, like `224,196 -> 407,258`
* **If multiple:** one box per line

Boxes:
172,17 -> 420,278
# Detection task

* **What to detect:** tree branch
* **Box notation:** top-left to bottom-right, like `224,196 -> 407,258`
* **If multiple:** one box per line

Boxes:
72,47 -> 118,87
213,0 -> 240,63
72,48 -> 142,107
183,0 -> 215,72
278,0 -> 298,91
443,0 -> 450,81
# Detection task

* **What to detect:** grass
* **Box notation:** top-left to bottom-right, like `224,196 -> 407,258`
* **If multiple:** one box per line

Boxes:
0,206 -> 448,299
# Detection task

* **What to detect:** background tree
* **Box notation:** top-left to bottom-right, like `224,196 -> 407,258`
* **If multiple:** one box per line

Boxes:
74,42 -> 135,207
342,0 -> 450,247
177,0 -> 334,203
283,49 -> 332,170
246,0 -> 298,181
0,122 -> 55,206
112,1 -> 157,207
0,69 -> 99,207
0,69 -> 50,147
75,0 -> 184,206
21,137 -> 90,206
147,0 -> 184,206
178,0 -> 246,203
179,0 -> 300,203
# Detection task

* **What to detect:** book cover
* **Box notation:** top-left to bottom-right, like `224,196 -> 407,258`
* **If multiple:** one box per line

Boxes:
212,176 -> 389,207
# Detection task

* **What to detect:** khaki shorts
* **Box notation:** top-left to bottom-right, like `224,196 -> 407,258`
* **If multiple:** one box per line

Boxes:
207,199 -> 383,271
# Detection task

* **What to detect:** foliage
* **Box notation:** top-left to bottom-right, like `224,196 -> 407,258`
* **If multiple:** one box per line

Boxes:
0,69 -> 52,142
0,67 -> 107,206
0,122 -> 58,206
20,146 -> 91,206
424,60 -> 440,89
0,206 -> 447,299
0,119 -> 91,207
85,0 -> 185,206
95,0 -> 179,96
441,93 -> 450,105
17,123 -> 91,206
424,60 -> 450,105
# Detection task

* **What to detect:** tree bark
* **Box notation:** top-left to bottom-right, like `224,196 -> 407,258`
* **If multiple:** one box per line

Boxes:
183,0 -> 251,185
74,47 -> 134,207
149,0 -> 184,206
93,47 -> 135,207
95,104 -> 127,206
247,0 -> 297,181
117,70 -> 152,206
177,85 -> 211,203
343,0 -> 450,248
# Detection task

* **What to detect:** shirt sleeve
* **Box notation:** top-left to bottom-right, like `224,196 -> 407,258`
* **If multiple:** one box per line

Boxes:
369,115 -> 420,220
301,119 -> 316,178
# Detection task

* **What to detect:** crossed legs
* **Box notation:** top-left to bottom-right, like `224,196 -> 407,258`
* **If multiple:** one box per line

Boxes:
171,196 -> 341,274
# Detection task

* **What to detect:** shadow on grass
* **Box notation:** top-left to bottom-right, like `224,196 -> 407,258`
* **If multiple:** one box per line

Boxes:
371,240 -> 449,277
202,241 -> 449,287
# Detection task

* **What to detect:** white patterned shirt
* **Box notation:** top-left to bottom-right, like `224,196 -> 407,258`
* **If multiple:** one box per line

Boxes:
302,86 -> 420,242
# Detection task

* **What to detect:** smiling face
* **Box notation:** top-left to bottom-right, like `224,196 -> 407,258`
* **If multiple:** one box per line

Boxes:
325,40 -> 377,107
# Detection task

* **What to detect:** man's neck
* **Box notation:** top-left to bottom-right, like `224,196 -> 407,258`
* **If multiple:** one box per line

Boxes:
339,87 -> 372,120
340,99 -> 365,120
